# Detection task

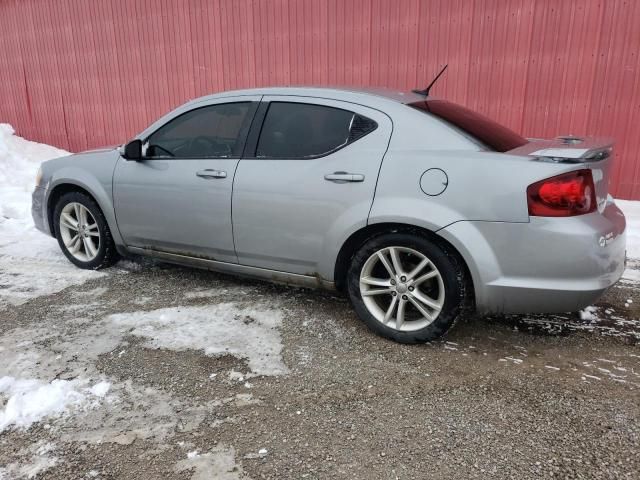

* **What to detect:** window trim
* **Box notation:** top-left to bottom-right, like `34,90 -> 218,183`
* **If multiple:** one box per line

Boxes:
243,100 -> 378,160
141,101 -> 259,160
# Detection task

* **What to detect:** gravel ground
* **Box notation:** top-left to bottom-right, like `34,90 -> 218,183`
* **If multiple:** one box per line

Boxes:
1,258 -> 639,479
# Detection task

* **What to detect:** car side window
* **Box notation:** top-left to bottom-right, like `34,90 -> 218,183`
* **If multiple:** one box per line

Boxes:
146,102 -> 253,158
255,102 -> 377,159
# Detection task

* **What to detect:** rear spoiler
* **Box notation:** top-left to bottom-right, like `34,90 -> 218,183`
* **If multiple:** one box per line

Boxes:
526,136 -> 613,163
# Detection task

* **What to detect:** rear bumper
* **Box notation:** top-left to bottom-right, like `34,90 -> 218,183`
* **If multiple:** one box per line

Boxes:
438,201 -> 627,314
31,186 -> 51,235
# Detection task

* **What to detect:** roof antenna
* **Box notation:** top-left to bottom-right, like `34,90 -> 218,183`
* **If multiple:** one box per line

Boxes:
412,64 -> 448,97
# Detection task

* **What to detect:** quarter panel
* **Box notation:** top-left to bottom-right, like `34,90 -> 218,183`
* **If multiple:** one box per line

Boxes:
369,150 -> 589,229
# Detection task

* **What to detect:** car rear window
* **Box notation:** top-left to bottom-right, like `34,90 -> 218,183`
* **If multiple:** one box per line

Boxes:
409,99 -> 528,152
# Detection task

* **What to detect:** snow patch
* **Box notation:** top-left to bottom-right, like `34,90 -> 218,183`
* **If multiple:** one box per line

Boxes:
621,268 -> 640,282
109,303 -> 288,376
0,317 -> 250,445
228,370 -> 245,382
617,200 -> 639,260
0,377 -> 110,432
175,446 -> 244,480
184,288 -> 234,299
0,441 -> 58,479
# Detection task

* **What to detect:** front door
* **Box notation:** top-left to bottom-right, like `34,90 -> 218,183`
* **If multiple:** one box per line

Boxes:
113,97 -> 259,263
232,97 -> 392,276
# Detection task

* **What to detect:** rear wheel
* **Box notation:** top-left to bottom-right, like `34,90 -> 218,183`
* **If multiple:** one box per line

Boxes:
53,192 -> 119,269
347,232 -> 467,343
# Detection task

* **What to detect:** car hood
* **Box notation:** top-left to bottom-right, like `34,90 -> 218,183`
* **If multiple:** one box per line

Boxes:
40,144 -> 122,174
79,145 -> 120,154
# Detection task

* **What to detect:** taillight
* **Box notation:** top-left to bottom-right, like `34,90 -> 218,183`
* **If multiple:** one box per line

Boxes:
527,169 -> 597,217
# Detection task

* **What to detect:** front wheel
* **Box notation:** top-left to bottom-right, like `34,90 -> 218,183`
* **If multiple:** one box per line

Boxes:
53,191 -> 119,270
347,233 -> 467,343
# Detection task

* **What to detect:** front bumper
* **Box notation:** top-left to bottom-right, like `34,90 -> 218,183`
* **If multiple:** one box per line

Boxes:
31,186 -> 51,236
439,201 -> 627,314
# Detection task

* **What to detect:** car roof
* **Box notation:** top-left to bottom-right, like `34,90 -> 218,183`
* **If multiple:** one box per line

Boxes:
186,86 -> 428,108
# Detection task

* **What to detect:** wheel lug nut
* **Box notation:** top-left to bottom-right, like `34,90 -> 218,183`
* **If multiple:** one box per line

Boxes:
400,276 -> 406,282
402,295 -> 408,300
391,291 -> 397,296
409,286 -> 414,291
390,279 -> 396,285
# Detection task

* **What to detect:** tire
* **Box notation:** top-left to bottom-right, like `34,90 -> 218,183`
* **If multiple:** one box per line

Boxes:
53,191 -> 119,270
347,232 -> 467,344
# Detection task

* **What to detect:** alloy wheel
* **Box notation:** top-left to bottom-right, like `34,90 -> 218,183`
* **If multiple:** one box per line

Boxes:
59,202 -> 101,262
359,246 -> 445,332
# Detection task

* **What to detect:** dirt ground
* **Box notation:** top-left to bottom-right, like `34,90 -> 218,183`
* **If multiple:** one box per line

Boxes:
1,257 -> 639,480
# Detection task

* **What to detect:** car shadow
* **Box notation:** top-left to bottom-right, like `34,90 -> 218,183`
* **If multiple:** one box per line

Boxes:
113,256 -> 639,346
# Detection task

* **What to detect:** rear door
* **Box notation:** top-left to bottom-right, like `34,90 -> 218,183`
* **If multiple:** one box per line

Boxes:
113,97 -> 259,263
232,96 -> 392,275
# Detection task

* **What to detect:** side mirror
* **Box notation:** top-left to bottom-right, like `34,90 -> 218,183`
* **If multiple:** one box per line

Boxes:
123,139 -> 142,161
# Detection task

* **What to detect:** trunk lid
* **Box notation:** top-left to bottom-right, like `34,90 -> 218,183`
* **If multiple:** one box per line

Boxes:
509,136 -> 614,213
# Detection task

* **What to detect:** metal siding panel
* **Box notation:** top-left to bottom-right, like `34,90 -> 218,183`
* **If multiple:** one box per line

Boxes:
20,2 -> 47,144
0,0 -> 638,198
0,2 -> 21,135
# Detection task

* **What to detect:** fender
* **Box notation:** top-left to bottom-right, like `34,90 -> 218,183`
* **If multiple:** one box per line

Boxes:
44,152 -> 124,247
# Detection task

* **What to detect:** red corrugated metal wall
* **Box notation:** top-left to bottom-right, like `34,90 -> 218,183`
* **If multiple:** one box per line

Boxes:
0,0 -> 639,198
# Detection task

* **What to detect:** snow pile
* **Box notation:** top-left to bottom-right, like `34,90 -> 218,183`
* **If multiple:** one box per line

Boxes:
0,124 -> 104,306
0,376 -> 111,432
617,200 -> 640,260
579,306 -> 599,321
109,303 -> 289,376
88,380 -> 111,398
0,123 -> 68,220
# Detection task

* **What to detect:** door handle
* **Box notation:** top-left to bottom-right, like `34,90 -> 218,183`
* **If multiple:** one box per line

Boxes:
196,169 -> 227,179
324,172 -> 365,183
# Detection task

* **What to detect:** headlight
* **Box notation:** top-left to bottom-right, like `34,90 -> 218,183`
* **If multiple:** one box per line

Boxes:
35,167 -> 43,187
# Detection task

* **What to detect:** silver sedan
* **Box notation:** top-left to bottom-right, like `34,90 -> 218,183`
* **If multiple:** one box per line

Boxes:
32,87 -> 627,343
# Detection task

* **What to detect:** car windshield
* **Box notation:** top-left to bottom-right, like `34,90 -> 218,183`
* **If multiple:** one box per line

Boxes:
409,99 -> 528,152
